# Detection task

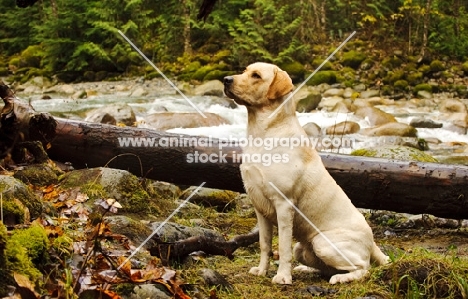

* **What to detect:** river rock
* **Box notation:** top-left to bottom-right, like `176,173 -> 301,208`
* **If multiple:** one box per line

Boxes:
351,145 -> 437,162
325,121 -> 360,135
409,117 -> 443,128
294,87 -> 322,112
180,186 -> 239,211
359,89 -> 380,99
302,122 -> 321,136
130,86 -> 148,97
417,90 -> 433,99
317,96 -> 344,111
331,101 -> 351,113
354,106 -> 396,126
145,112 -> 229,130
360,122 -> 418,137
149,181 -> 181,199
194,80 -> 224,97
0,175 -> 43,224
323,88 -> 344,97
439,98 -> 467,113
85,103 -> 136,126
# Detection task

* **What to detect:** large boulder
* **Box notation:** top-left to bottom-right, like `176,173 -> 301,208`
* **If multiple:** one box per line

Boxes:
325,121 -> 360,135
145,112 -> 229,130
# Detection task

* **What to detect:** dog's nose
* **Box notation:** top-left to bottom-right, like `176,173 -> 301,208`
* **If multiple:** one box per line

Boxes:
224,76 -> 233,85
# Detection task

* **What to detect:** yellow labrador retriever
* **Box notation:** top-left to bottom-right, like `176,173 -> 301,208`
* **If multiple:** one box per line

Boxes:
223,62 -> 388,284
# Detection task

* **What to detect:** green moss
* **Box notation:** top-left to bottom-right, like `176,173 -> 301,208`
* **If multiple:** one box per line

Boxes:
19,45 -> 45,68
1,200 -> 25,224
203,70 -> 233,81
10,224 -> 49,263
311,57 -> 333,70
384,70 -> 404,84
430,59 -> 445,72
413,83 -> 433,94
462,61 -> 468,74
341,50 -> 367,69
0,67 -> 9,76
418,64 -> 431,74
393,79 -> 409,91
212,50 -> 231,62
406,71 -> 423,85
279,61 -> 305,82
191,64 -> 220,81
306,70 -> 336,85
382,56 -> 403,68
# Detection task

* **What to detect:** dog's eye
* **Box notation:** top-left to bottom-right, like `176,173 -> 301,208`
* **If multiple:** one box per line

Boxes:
252,73 -> 261,79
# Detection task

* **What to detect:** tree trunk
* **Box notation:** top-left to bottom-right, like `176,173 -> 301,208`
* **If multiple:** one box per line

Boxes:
44,118 -> 468,219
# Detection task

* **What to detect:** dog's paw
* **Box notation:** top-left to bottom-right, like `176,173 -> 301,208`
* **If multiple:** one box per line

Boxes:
329,270 -> 367,284
272,273 -> 292,285
249,266 -> 267,276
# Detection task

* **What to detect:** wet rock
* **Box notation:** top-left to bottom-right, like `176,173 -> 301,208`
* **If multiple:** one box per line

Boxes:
318,96 -> 344,110
361,122 -> 417,137
180,186 -> 239,211
331,101 -> 351,113
294,88 -> 322,112
194,80 -> 224,97
325,121 -> 360,135
302,122 -> 321,137
85,103 -> 136,126
145,112 -> 229,130
151,221 -> 224,243
199,268 -> 233,290
409,117 -> 443,128
366,97 -> 394,106
351,145 -> 437,162
130,86 -> 148,97
323,88 -> 344,97
417,90 -> 433,99
355,106 -> 397,126
0,175 -> 42,224
439,98 -> 467,113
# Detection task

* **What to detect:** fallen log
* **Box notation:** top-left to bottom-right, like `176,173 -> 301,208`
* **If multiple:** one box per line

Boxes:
45,118 -> 468,219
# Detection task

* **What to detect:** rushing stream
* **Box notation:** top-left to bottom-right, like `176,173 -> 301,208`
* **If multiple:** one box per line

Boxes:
22,80 -> 468,165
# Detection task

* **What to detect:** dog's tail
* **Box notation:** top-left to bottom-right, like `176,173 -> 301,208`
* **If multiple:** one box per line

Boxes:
371,243 -> 390,266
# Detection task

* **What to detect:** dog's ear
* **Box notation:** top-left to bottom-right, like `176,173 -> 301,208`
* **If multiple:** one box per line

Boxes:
266,67 -> 293,100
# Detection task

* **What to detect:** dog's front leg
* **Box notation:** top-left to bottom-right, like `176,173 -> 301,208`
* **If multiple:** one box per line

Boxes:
249,210 -> 272,276
272,201 -> 294,284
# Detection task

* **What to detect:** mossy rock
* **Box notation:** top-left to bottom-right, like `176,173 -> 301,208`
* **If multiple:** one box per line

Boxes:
382,56 -> 403,69
13,164 -> 59,186
384,70 -> 404,84
406,72 -> 423,85
306,71 -> 336,86
279,61 -> 305,83
351,145 -> 438,162
180,186 -> 239,212
18,45 -> 44,68
413,83 -> 433,94
429,60 -> 445,72
311,57 -> 333,70
212,50 -> 231,62
191,64 -> 219,81
393,79 -> 409,91
59,168 -> 159,215
462,61 -> 468,74
0,175 -> 43,223
296,90 -> 322,112
360,58 -> 374,70
418,64 -> 431,74
341,50 -> 366,69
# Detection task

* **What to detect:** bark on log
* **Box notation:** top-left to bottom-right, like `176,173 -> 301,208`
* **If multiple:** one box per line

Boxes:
45,118 -> 468,219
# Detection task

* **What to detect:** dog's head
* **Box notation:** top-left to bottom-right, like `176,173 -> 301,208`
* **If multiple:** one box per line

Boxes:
224,62 -> 293,107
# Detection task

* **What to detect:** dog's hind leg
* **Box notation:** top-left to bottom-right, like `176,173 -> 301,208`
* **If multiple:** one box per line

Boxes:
293,242 -> 338,276
249,211 -> 273,276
